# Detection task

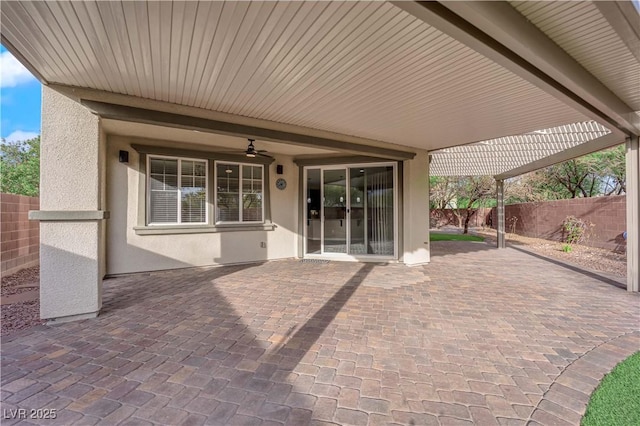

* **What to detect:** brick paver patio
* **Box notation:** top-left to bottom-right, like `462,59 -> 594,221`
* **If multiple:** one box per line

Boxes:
1,241 -> 638,425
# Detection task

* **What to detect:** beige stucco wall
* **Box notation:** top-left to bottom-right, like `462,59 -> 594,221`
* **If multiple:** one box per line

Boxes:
41,90 -> 101,210
106,135 -> 299,275
40,86 -> 104,321
40,222 -> 102,319
402,150 -> 430,266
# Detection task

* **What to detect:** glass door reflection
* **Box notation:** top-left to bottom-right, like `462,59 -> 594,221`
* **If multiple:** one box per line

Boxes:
323,169 -> 347,253
305,169 -> 321,254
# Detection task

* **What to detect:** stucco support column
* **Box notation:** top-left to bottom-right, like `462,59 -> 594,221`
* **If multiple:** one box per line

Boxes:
496,179 -> 506,249
402,150 -> 430,266
31,87 -> 107,322
626,136 -> 639,292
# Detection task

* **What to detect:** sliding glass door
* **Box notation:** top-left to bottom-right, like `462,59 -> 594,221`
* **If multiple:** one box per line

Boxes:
349,166 -> 394,255
323,169 -> 348,253
305,164 -> 396,258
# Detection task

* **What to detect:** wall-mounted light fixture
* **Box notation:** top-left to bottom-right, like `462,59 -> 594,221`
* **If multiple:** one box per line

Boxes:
276,165 -> 284,175
119,150 -> 129,163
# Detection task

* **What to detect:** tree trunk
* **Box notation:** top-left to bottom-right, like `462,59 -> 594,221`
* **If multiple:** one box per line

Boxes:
463,209 -> 476,234
453,209 -> 463,228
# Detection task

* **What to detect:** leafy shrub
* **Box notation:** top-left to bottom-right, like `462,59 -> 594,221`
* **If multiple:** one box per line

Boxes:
563,215 -> 591,244
562,244 -> 572,253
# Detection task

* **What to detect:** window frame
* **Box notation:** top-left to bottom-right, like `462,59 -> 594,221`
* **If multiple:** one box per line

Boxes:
146,154 -> 209,226
214,161 -> 265,225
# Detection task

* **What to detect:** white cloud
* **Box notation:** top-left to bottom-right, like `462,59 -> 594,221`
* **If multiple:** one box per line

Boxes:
4,130 -> 39,142
1,51 -> 37,88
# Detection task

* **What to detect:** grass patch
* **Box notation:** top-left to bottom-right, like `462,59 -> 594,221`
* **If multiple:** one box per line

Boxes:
582,351 -> 640,426
430,233 -> 484,242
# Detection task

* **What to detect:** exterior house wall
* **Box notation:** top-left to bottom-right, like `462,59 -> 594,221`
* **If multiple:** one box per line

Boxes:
1,193 -> 40,276
106,135 -> 299,275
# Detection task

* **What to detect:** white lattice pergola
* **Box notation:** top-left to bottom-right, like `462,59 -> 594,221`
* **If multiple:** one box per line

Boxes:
430,121 -> 615,177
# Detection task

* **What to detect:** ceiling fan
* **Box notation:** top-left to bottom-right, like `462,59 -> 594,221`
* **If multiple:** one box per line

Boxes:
244,139 -> 271,158
214,138 -> 272,158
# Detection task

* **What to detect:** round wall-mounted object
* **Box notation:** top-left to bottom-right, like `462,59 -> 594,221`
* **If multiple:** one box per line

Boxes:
275,178 -> 287,190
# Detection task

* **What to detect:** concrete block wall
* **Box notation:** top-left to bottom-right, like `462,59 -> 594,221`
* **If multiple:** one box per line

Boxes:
490,195 -> 626,252
430,207 -> 493,229
1,193 -> 39,276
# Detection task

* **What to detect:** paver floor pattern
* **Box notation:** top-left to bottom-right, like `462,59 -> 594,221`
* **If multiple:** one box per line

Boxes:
1,242 -> 638,425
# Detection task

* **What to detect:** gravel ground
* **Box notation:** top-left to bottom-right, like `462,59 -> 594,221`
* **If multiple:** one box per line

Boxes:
1,266 -> 39,293
1,300 -> 43,336
473,228 -> 627,277
1,266 -> 44,336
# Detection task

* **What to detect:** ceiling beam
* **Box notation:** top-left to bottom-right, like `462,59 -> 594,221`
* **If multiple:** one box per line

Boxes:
81,99 -> 415,161
495,133 -> 625,180
51,84 -> 415,161
391,1 -> 639,137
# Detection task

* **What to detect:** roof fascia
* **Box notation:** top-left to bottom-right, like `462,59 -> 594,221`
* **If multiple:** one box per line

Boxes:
0,35 -> 48,84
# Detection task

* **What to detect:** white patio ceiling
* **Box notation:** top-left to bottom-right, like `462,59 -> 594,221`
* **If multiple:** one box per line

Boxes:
511,1 -> 640,113
1,1 -> 637,176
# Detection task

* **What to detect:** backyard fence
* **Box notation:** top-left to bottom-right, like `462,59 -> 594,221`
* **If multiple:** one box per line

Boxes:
431,195 -> 627,252
1,193 -> 39,276
430,207 -> 493,229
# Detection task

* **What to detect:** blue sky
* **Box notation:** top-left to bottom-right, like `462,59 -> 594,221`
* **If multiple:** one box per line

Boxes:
1,45 -> 42,142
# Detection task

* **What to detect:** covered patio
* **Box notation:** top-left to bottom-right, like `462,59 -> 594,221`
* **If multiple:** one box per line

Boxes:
1,1 -> 639,423
2,243 -> 638,425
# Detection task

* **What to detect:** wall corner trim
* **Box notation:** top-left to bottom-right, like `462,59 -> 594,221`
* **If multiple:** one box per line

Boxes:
29,210 -> 110,221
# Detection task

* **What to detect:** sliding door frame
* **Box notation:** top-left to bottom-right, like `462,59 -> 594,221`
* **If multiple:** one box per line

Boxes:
303,162 -> 398,262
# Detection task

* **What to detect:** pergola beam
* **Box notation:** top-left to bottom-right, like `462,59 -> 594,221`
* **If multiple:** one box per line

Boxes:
392,1 -> 639,136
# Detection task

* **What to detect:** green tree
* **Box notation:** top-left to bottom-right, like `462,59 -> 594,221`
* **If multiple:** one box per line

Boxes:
593,144 -> 625,195
505,144 -> 626,202
429,176 -> 458,210
430,175 -> 495,234
0,136 -> 40,196
453,176 -> 494,234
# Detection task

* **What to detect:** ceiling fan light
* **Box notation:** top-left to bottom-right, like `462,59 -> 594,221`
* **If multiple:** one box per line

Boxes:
246,138 -> 258,158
